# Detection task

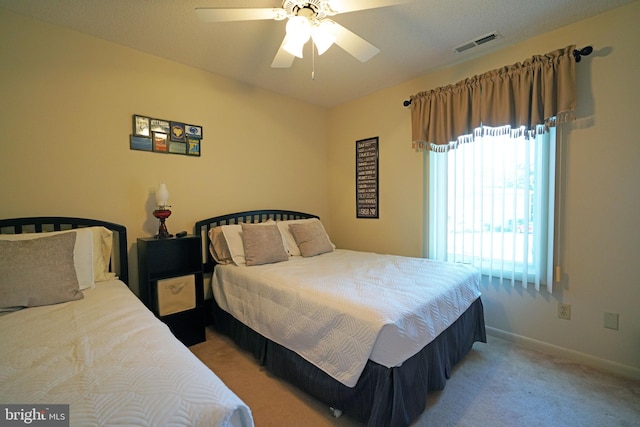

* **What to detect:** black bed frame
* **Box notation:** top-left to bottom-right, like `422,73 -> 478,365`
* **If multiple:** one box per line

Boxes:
194,209 -> 486,427
0,216 -> 129,285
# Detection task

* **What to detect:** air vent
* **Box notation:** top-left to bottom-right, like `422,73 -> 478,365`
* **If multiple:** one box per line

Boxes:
454,32 -> 501,53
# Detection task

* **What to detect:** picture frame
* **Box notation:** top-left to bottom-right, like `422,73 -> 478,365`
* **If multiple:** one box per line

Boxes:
356,137 -> 379,219
170,122 -> 186,142
150,118 -> 170,134
169,141 -> 187,154
185,124 -> 203,139
186,137 -> 200,156
130,135 -> 152,151
133,115 -> 150,137
153,132 -> 168,152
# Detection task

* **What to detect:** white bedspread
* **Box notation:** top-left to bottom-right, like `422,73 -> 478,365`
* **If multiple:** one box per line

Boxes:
213,249 -> 481,387
0,280 -> 253,427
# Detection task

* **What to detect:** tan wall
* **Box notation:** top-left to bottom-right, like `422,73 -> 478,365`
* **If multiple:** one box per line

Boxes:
0,9 -> 330,294
328,2 -> 640,376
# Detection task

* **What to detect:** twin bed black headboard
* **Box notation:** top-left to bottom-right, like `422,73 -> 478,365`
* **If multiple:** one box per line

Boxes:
194,209 -> 318,274
0,216 -> 129,285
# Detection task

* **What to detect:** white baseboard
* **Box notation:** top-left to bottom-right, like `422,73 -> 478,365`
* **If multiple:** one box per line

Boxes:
485,326 -> 640,381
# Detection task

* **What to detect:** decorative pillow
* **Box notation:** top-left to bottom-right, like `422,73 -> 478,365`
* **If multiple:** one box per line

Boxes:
208,226 -> 233,265
0,228 -> 95,290
0,232 -> 83,309
219,220 -> 279,265
277,218 -> 334,256
240,223 -> 289,266
288,220 -> 335,257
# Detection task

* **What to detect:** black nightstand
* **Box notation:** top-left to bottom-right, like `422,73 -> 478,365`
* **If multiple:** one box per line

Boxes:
137,236 -> 205,346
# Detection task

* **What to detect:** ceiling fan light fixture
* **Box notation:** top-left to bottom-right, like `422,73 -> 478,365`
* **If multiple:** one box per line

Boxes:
196,0 -> 410,69
282,35 -> 306,58
311,21 -> 336,55
285,16 -> 312,42
283,16 -> 312,58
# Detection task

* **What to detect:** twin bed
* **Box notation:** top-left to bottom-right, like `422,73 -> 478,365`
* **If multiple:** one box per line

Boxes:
0,211 -> 485,427
0,217 -> 253,427
195,209 -> 486,427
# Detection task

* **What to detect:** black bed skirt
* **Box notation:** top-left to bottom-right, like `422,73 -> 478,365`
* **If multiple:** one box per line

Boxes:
210,297 -> 486,427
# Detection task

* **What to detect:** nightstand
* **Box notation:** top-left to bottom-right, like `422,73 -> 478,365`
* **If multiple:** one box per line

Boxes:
137,236 -> 205,346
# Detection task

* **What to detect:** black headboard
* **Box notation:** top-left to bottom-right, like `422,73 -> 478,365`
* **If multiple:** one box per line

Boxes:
0,216 -> 129,285
194,209 -> 318,274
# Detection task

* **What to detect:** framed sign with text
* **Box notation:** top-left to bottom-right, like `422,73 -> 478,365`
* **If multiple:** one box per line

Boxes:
356,137 -> 379,218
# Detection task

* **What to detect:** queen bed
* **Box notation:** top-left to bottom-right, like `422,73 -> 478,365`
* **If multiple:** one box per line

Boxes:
194,210 -> 486,427
0,217 -> 254,427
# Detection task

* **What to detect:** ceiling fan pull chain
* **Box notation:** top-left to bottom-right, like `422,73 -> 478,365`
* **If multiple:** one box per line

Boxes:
312,42 -> 316,80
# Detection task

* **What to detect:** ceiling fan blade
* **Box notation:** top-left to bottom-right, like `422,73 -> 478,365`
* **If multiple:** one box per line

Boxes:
331,23 -> 380,63
271,37 -> 296,68
329,0 -> 411,14
195,8 -> 282,22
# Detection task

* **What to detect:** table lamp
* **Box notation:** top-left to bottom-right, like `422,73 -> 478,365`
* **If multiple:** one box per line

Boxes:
153,182 -> 173,239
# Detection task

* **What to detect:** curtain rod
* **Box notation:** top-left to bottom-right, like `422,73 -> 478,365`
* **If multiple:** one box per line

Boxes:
402,45 -> 593,107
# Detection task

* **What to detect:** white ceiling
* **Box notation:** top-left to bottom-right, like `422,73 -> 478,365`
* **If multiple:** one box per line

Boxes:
0,0 -> 632,107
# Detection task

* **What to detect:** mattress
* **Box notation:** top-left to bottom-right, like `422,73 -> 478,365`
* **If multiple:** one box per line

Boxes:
213,249 -> 481,387
0,280 -> 253,427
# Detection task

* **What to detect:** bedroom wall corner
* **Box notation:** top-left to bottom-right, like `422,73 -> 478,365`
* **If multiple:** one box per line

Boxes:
326,91 -> 423,257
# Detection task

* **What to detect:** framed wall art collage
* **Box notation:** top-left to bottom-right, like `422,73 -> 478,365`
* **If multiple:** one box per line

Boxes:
130,114 -> 202,157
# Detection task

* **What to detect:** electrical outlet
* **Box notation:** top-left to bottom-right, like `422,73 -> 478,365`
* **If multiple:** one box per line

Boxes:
604,312 -> 619,330
558,303 -> 571,320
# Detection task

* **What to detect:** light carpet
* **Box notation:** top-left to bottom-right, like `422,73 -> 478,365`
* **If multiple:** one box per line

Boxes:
190,327 -> 640,426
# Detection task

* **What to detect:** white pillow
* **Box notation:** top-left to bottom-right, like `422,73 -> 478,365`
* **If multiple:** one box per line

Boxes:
90,227 -> 116,282
277,218 -> 335,256
0,228 -> 95,290
220,224 -> 246,265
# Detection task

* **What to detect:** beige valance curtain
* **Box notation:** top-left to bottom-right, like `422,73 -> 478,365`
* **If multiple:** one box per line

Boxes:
411,45 -> 576,152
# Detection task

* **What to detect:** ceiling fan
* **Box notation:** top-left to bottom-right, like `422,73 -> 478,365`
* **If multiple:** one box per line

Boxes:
195,0 -> 411,68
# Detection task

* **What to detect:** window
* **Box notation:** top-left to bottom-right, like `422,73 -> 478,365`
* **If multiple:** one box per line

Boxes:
428,124 -> 556,291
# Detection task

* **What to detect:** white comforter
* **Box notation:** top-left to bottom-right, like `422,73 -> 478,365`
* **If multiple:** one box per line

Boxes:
0,280 -> 253,427
213,249 -> 481,387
